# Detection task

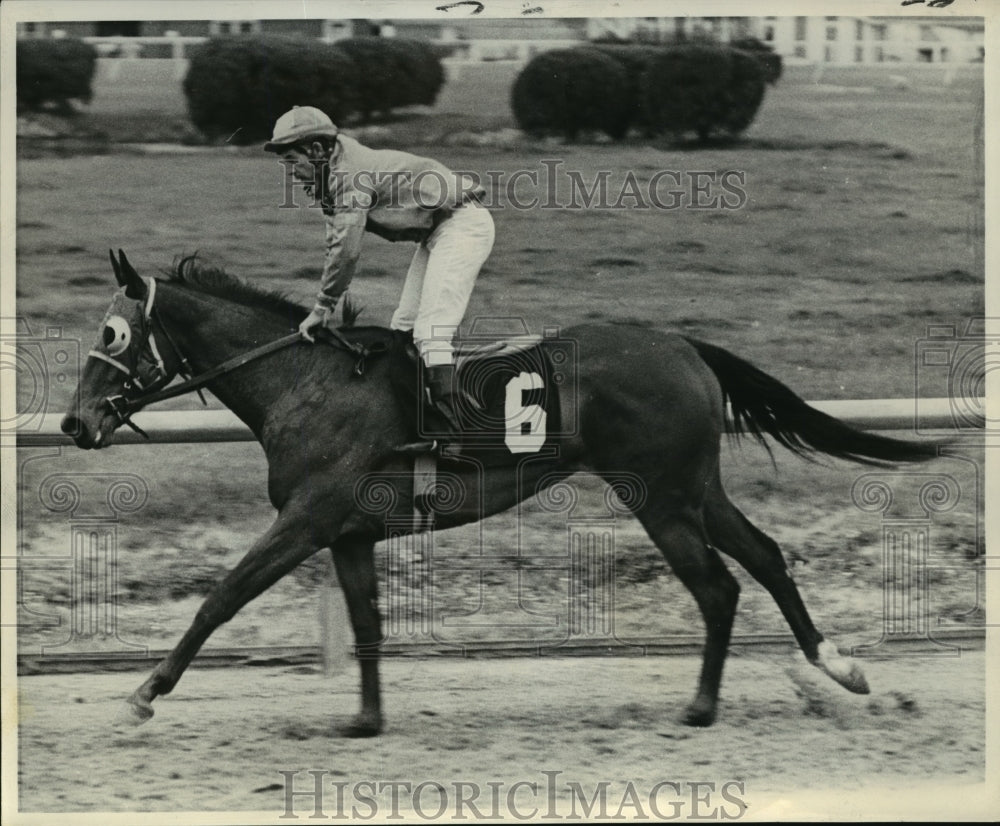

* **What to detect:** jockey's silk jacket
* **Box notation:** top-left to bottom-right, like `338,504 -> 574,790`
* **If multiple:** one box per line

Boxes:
312,135 -> 485,310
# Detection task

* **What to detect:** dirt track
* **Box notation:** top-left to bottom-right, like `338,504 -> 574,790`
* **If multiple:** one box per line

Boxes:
15,649 -> 987,819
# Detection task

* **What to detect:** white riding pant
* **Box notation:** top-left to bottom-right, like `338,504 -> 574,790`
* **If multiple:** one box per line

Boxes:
390,202 -> 495,367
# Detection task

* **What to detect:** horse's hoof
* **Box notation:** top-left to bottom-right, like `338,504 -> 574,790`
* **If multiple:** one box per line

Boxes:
815,641 -> 870,695
835,662 -> 869,695
116,698 -> 154,727
339,715 -> 382,738
681,700 -> 716,728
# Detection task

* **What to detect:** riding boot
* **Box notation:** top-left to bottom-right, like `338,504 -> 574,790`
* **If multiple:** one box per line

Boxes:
427,364 -> 471,449
395,363 -> 471,456
393,328 -> 416,358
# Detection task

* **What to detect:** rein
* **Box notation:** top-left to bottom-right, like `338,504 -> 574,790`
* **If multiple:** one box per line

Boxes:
105,281 -> 386,438
112,332 -> 305,418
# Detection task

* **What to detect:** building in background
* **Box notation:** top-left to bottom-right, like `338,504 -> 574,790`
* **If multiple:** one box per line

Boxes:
750,15 -> 984,64
15,16 -> 984,64
586,15 -> 983,63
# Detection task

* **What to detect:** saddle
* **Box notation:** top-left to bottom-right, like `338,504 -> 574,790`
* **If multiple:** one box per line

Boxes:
452,335 -> 542,369
388,330 -> 563,462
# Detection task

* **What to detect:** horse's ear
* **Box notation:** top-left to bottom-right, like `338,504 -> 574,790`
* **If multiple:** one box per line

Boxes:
109,249 -> 125,287
116,249 -> 146,300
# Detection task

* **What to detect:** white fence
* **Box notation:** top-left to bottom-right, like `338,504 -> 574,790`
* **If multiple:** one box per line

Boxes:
13,398 -> 983,447
83,34 -> 206,60
78,35 -> 581,64
781,59 -> 982,88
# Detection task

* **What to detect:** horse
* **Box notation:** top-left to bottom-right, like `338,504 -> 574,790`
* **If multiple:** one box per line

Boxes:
62,250 -> 940,735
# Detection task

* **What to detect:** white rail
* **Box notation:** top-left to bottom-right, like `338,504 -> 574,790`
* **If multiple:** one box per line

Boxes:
11,398 -> 984,447
82,35 -> 206,60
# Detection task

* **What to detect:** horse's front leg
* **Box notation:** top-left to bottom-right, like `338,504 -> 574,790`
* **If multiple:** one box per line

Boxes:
329,534 -> 383,737
123,501 -> 323,723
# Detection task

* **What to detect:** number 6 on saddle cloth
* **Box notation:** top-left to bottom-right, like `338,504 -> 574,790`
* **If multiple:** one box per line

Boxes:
389,332 -> 570,462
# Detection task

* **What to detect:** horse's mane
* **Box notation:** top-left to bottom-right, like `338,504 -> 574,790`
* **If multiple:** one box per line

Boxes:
164,255 -> 362,327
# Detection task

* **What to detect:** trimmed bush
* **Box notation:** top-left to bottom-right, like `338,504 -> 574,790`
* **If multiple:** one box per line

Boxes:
586,44 -> 663,136
730,36 -> 783,85
384,38 -> 446,107
334,37 -> 404,122
641,45 -> 766,143
511,48 -> 630,141
17,38 -> 97,113
333,37 -> 445,121
182,36 -> 359,144
724,49 -> 768,134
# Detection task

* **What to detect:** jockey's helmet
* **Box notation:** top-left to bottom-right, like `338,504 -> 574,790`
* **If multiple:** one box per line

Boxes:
264,106 -> 339,152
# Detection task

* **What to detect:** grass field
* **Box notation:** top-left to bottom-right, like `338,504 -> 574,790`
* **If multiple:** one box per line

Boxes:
13,65 -> 985,652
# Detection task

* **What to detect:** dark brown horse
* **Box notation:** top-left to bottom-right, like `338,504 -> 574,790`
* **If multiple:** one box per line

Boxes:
63,251 -> 938,735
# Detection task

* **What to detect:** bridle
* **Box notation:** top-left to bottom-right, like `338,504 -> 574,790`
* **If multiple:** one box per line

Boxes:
88,277 -> 384,439
87,277 -> 187,437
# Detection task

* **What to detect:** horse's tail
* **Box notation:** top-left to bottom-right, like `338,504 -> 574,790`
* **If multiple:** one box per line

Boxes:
684,337 -> 939,465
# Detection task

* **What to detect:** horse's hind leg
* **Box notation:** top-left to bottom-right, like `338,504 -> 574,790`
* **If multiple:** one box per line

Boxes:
632,502 -> 741,727
329,535 -> 383,737
703,474 -> 869,695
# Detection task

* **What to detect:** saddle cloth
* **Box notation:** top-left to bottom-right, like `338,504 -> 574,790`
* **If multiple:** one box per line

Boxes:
392,333 -> 562,458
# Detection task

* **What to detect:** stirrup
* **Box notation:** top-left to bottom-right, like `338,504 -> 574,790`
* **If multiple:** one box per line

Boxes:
394,439 -> 440,456
393,439 -> 463,458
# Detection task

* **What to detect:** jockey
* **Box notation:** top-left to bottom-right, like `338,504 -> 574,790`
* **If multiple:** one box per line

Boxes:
264,105 -> 495,450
